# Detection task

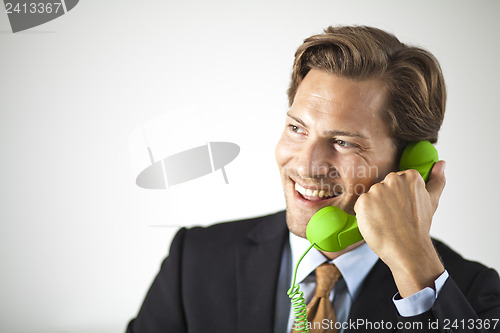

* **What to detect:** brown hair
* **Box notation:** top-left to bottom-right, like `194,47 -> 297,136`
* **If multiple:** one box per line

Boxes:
288,26 -> 446,151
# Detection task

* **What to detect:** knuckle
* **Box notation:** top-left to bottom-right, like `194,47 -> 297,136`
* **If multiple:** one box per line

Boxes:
357,192 -> 366,201
405,169 -> 421,179
369,182 -> 383,193
404,169 -> 425,188
354,195 -> 364,209
384,172 -> 397,184
386,171 -> 397,179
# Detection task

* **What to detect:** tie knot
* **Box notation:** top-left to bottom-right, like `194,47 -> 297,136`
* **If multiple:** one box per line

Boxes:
314,263 -> 341,297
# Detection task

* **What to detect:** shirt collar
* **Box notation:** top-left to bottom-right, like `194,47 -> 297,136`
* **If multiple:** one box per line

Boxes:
289,231 -> 379,298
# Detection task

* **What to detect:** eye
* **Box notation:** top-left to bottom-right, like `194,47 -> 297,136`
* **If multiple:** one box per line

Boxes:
337,140 -> 347,146
288,124 -> 306,135
334,139 -> 356,149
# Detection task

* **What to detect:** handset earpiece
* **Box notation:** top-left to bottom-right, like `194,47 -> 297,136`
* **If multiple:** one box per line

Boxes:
306,140 -> 439,252
399,141 -> 439,182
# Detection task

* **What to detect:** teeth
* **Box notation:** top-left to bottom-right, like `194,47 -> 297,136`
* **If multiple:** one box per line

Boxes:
295,182 -> 305,195
294,182 -> 339,198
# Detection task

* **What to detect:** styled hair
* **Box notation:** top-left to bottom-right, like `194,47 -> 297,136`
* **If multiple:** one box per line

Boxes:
288,26 -> 446,151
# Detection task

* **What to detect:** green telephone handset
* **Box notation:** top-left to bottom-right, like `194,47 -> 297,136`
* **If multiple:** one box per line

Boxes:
288,141 -> 439,332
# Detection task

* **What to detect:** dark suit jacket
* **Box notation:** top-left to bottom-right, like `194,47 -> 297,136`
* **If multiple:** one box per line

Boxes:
127,211 -> 500,333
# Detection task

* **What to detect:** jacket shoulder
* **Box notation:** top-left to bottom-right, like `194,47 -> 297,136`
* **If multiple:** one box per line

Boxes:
181,210 -> 287,249
432,238 -> 497,291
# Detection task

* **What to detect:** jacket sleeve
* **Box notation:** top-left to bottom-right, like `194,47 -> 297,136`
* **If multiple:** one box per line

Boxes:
397,268 -> 500,333
126,227 -> 188,333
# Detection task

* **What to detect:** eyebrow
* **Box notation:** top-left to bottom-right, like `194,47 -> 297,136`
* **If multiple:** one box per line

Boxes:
286,112 -> 369,140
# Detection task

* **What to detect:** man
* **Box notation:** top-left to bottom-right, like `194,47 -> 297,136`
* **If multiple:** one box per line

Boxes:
127,26 -> 500,332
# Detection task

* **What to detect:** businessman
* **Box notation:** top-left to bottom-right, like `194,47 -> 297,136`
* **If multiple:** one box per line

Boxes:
127,26 -> 500,332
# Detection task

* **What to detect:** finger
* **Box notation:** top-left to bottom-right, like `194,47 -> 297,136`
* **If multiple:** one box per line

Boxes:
353,192 -> 367,214
426,160 -> 446,209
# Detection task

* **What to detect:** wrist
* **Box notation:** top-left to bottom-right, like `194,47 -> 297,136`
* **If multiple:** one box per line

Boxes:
386,242 -> 445,298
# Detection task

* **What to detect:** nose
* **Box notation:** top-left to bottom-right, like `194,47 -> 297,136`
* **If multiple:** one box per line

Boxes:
296,140 -> 334,179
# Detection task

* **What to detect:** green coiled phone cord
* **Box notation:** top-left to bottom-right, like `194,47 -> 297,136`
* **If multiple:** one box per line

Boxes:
287,242 -> 315,333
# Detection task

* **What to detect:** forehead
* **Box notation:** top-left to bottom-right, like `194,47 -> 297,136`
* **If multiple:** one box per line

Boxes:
289,69 -> 390,138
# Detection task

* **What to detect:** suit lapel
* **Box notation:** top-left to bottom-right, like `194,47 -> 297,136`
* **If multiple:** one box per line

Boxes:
236,211 -> 288,333
345,259 -> 399,333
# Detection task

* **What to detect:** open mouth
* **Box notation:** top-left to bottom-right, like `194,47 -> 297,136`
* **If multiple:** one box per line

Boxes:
294,182 -> 342,202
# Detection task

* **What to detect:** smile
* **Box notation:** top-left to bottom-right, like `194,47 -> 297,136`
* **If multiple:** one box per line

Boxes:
294,182 -> 342,200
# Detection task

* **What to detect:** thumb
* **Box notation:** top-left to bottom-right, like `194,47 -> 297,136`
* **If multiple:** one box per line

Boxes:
426,160 -> 446,211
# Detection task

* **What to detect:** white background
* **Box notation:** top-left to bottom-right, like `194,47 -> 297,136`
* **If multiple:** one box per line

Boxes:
1,1 -> 499,332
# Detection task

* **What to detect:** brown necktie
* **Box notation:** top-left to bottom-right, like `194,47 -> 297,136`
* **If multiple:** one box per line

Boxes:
292,263 -> 342,333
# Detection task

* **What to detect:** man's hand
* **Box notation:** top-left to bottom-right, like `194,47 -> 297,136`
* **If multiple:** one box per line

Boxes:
354,161 -> 447,298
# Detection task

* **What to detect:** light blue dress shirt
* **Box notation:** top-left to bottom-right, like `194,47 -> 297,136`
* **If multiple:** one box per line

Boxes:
274,232 -> 448,333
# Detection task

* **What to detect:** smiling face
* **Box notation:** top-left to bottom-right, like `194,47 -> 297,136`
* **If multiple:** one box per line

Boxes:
276,69 -> 398,239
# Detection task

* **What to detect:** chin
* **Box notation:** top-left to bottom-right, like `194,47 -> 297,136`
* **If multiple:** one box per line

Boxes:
285,209 -> 308,238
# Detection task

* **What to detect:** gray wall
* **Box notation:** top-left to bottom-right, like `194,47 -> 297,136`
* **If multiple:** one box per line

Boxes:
1,0 -> 499,332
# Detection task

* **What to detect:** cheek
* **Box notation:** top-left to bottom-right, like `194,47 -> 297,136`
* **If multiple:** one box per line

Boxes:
341,153 -> 396,196
275,132 -> 294,169
339,156 -> 383,195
